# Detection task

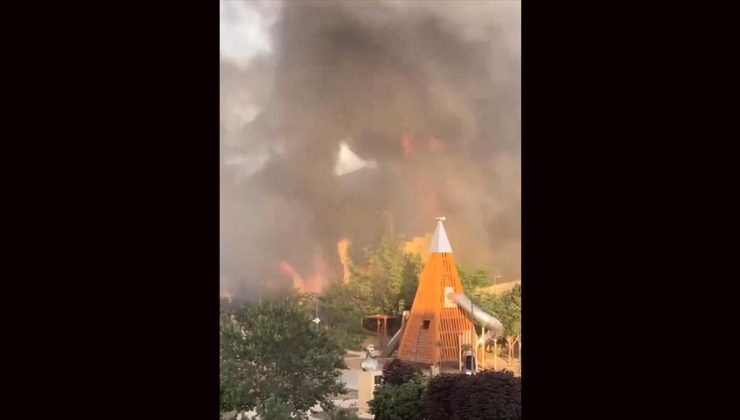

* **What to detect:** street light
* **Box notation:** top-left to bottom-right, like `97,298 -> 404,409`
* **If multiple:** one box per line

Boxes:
310,293 -> 320,330
259,279 -> 266,304
471,293 -> 480,373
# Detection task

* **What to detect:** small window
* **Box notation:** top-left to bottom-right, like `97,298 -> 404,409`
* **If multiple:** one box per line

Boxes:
464,355 -> 474,371
422,320 -> 430,330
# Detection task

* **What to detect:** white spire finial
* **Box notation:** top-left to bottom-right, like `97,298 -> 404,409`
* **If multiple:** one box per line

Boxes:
429,217 -> 453,253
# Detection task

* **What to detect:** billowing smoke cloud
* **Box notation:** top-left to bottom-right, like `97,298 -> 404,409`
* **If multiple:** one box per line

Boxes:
221,0 -> 520,299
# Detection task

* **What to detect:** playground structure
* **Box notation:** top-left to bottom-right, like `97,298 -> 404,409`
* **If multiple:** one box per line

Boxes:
382,217 -> 504,371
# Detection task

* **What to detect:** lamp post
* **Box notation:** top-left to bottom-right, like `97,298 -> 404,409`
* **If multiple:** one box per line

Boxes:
472,293 -> 480,372
491,276 -> 502,369
470,294 -> 476,346
311,293 -> 320,331
480,326 -> 486,368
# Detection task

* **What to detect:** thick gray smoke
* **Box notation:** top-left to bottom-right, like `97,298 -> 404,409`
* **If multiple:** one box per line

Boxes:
220,0 -> 520,299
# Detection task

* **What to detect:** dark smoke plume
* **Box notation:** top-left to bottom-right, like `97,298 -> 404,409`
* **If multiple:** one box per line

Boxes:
220,0 -> 520,299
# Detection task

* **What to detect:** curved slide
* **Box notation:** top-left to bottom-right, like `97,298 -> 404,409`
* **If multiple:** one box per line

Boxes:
446,293 -> 504,337
381,311 -> 408,357
381,295 -> 504,357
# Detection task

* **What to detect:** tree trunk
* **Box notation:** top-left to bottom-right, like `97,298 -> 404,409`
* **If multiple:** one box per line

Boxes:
493,340 -> 497,370
518,336 -> 521,361
506,335 -> 515,361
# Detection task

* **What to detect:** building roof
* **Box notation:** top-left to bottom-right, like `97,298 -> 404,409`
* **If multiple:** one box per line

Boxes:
429,217 -> 453,253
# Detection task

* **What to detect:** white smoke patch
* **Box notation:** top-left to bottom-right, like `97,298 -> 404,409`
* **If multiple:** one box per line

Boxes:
221,100 -> 261,134
224,152 -> 270,184
219,0 -> 281,67
334,141 -> 378,176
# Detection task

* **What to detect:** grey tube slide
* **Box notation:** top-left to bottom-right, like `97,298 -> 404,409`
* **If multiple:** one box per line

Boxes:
381,292 -> 504,358
381,311 -> 408,357
447,293 -> 504,337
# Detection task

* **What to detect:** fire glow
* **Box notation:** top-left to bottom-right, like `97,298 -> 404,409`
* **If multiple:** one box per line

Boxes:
280,252 -> 333,294
401,133 -> 445,159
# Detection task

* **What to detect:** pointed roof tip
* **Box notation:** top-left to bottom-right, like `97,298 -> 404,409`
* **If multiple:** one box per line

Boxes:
429,217 -> 453,253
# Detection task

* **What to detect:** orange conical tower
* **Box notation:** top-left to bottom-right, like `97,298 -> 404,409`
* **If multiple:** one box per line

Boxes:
397,217 -> 477,366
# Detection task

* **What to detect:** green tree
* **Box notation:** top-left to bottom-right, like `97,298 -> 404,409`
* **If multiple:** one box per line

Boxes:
457,266 -> 490,293
318,282 -> 367,350
500,284 -> 521,360
220,295 -> 348,418
399,252 -> 422,310
477,285 -> 521,360
347,235 -> 422,315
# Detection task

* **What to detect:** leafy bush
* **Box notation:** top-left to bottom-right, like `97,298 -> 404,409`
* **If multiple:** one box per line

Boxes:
422,370 -> 521,420
420,372 -> 456,418
369,375 -> 425,420
382,358 -> 417,386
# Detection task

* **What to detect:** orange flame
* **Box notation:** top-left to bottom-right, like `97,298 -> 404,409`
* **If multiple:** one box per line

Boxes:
403,234 -> 431,260
337,239 -> 351,284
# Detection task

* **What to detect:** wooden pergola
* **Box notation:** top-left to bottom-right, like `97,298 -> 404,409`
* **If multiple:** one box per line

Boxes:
362,314 -> 395,351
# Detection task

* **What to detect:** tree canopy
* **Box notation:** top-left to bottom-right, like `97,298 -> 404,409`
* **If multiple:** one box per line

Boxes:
479,284 -> 521,337
220,295 -> 348,418
345,235 -> 422,315
317,282 -> 367,349
457,266 -> 491,292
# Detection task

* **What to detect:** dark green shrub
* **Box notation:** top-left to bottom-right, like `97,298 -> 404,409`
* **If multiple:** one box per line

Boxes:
423,370 -> 521,420
382,358 -> 417,386
369,375 -> 425,420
